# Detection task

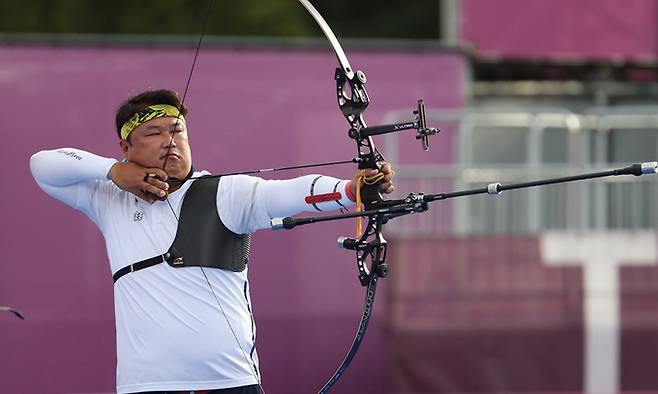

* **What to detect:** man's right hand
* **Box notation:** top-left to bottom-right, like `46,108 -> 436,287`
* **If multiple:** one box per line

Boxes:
107,162 -> 169,203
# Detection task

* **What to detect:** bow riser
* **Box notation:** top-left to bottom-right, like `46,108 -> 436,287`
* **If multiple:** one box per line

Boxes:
351,214 -> 388,286
336,68 -> 370,125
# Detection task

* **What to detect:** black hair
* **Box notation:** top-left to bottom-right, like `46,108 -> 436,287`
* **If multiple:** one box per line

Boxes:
114,89 -> 188,140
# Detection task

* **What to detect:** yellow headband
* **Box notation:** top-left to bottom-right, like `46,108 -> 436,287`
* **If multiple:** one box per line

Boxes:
120,104 -> 186,140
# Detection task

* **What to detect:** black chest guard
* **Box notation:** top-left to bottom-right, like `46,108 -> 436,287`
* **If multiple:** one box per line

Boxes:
113,177 -> 251,283
167,176 -> 251,271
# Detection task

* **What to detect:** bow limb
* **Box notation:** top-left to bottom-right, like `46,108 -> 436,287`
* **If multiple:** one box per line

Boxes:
298,0 -> 354,80
281,3 -> 433,390
298,1 -> 389,392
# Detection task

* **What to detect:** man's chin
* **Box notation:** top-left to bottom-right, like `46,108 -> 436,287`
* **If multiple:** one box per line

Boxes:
165,163 -> 192,181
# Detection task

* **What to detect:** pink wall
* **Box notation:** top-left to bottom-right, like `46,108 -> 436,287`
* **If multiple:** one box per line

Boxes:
461,0 -> 658,62
387,237 -> 658,393
0,44 -> 465,393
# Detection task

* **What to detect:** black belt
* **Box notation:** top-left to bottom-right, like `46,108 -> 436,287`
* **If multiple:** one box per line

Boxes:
113,252 -> 172,283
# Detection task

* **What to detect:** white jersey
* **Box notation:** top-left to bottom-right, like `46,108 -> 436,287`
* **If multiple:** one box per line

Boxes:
30,148 -> 354,393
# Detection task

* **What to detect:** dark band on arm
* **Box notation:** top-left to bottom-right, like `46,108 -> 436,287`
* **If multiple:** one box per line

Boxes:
309,175 -> 323,211
333,181 -> 347,210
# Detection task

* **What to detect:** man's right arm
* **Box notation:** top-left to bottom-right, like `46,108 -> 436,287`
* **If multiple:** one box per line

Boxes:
31,148 -> 171,209
30,148 -> 118,210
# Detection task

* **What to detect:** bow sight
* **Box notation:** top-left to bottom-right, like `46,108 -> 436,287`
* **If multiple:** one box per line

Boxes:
335,64 -> 439,161
351,99 -> 439,152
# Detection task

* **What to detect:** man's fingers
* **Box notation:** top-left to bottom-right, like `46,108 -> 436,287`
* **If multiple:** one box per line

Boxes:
364,169 -> 379,177
369,163 -> 393,176
142,170 -> 169,200
379,181 -> 395,194
360,162 -> 395,192
142,182 -> 168,198
145,176 -> 169,192
147,168 -> 168,181
381,172 -> 394,183
110,162 -> 171,202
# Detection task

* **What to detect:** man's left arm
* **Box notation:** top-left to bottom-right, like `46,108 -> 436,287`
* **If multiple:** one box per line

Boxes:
217,163 -> 395,234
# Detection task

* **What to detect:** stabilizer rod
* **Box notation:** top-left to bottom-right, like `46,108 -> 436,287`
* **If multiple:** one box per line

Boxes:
270,161 -> 658,231
423,161 -> 657,203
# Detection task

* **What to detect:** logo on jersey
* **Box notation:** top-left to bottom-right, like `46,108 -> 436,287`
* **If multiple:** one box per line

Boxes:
133,211 -> 144,221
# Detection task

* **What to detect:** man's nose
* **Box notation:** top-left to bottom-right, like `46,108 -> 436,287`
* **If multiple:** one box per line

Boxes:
164,132 -> 177,147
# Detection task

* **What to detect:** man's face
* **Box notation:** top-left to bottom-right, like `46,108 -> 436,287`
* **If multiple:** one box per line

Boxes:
120,116 -> 192,180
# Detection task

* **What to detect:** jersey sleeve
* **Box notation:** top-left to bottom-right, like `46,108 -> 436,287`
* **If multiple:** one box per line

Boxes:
217,174 -> 355,234
29,148 -> 118,224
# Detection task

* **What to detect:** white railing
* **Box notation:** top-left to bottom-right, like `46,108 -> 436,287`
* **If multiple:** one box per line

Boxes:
381,106 -> 658,236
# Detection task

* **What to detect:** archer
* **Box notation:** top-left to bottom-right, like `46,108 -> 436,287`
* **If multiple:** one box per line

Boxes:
29,89 -> 395,394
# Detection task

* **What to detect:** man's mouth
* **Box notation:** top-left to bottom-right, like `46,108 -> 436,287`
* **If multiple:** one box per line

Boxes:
160,152 -> 180,160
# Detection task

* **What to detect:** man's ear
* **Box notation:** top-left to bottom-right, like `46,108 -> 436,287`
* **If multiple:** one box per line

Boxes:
119,139 -> 131,160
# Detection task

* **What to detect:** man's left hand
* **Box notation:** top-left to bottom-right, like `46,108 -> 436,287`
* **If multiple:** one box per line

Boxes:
349,161 -> 396,198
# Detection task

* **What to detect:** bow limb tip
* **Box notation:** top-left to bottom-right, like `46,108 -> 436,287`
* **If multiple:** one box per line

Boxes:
0,306 -> 25,320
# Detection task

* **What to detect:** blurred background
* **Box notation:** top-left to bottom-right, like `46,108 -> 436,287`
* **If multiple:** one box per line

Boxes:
2,0 -> 658,393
